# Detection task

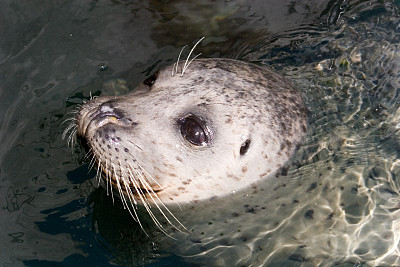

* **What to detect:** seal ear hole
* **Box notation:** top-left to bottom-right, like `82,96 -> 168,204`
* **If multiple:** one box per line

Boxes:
143,71 -> 159,87
240,139 -> 251,156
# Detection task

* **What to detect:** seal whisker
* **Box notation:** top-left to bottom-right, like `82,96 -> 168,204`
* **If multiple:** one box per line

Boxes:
127,140 -> 145,152
172,45 -> 187,76
125,167 -> 174,237
68,128 -> 77,148
126,167 -> 150,207
121,171 -> 139,208
66,107 -> 80,114
119,169 -> 149,235
88,153 -> 97,173
129,153 -> 184,211
62,120 -> 77,132
104,159 -> 109,196
61,117 -> 77,125
64,125 -> 77,148
73,104 -> 83,110
108,162 -> 116,204
83,148 -> 93,161
66,127 -> 75,145
131,158 -> 164,192
95,159 -> 102,188
62,106 -> 81,146
133,162 -> 186,232
124,167 -> 158,226
181,37 -> 205,76
62,122 -> 77,140
126,165 -> 168,224
183,52 -> 202,75
104,159 -> 114,203
113,165 -> 131,211
66,109 -> 79,115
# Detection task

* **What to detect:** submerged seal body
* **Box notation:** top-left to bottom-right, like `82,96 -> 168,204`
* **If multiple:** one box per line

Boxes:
75,58 -> 307,208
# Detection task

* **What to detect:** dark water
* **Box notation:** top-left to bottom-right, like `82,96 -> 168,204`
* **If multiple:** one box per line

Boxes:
0,0 -> 399,266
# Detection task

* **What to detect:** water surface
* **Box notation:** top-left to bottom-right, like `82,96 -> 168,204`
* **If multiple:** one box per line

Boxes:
0,0 -> 399,266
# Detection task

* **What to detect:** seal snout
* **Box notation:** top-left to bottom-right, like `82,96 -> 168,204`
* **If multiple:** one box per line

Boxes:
76,98 -> 138,140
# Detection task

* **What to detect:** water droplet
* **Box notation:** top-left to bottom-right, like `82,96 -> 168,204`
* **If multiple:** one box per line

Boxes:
99,63 -> 109,72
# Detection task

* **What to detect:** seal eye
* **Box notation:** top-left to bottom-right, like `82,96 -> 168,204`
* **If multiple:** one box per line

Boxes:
143,71 -> 158,86
240,139 -> 251,156
179,116 -> 209,146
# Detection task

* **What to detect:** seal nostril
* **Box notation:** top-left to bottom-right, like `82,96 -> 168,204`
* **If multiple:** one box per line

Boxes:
240,139 -> 251,156
92,101 -> 124,121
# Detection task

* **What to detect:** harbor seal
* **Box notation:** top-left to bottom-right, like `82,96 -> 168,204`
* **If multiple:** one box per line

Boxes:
65,42 -> 400,266
69,50 -> 307,231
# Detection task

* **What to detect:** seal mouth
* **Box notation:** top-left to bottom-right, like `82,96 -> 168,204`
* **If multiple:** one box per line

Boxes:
121,183 -> 163,196
106,176 -> 165,203
108,175 -> 162,195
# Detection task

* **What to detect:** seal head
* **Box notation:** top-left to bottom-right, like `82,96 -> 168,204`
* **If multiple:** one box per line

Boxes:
75,58 -> 307,206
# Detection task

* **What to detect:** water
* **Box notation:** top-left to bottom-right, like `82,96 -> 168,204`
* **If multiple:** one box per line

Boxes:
0,0 -> 399,266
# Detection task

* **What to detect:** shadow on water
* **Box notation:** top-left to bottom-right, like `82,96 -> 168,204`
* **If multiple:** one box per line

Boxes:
89,187 -> 192,267
20,165 -> 116,267
0,0 -> 399,266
